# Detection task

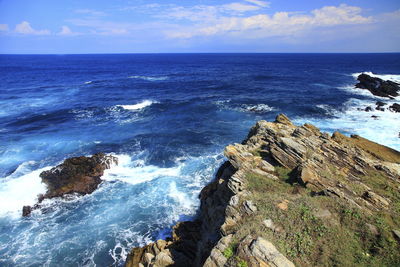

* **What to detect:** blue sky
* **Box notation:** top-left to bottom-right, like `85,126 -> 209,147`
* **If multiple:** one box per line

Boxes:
0,0 -> 399,53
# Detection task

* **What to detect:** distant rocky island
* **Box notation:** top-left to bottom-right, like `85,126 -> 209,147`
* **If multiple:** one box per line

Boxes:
355,73 -> 400,114
125,114 -> 400,267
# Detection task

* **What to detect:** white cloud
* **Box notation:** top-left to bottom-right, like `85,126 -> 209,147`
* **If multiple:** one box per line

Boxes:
75,9 -> 106,17
58,26 -> 80,36
244,0 -> 270,8
166,4 -> 373,39
221,3 -> 261,13
15,21 -> 50,35
0,24 -> 9,31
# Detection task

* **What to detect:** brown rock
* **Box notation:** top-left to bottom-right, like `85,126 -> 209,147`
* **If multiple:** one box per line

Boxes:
40,153 -> 118,199
22,153 -> 117,216
275,114 -> 294,126
22,206 -> 32,217
277,200 -> 289,211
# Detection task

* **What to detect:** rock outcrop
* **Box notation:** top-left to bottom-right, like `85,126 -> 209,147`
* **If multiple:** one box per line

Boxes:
356,73 -> 400,98
22,153 -> 117,216
125,114 -> 400,267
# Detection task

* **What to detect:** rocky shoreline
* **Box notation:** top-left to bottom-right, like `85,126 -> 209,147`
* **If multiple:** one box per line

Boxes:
19,113 -> 400,266
125,114 -> 400,267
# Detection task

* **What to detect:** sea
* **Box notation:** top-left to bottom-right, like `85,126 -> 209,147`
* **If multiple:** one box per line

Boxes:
0,53 -> 399,266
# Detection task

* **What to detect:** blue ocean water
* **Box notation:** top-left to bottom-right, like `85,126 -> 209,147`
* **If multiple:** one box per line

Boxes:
0,54 -> 399,266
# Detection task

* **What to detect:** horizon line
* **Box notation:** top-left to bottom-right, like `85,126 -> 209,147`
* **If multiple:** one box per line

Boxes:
1,52 -> 400,56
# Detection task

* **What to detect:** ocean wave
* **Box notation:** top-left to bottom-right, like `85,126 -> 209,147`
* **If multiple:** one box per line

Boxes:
296,98 -> 400,150
316,104 -> 338,116
117,100 -> 158,111
102,154 -> 181,185
238,104 -> 275,113
128,76 -> 169,81
0,165 -> 50,218
215,100 -> 275,113
352,72 -> 400,83
84,81 -> 92,84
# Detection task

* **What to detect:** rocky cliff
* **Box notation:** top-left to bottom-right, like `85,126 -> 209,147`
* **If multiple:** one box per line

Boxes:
125,114 -> 400,267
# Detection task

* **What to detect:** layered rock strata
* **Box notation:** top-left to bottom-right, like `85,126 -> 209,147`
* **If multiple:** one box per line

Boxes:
125,114 -> 400,267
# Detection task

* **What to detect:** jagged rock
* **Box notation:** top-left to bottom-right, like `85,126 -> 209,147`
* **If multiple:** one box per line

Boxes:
22,206 -> 32,217
389,103 -> 400,113
356,73 -> 400,98
203,235 -> 232,267
362,191 -> 390,208
125,114 -> 400,267
296,162 -> 320,186
263,219 -> 275,230
40,153 -> 118,199
22,153 -> 117,216
243,200 -> 257,214
248,237 -> 295,267
274,114 -> 293,126
376,101 -> 387,107
277,200 -> 289,211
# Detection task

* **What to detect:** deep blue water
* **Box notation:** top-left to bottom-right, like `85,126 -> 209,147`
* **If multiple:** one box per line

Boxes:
0,54 -> 399,266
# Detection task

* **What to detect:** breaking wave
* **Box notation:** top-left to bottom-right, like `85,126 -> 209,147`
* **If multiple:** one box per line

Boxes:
117,100 -> 158,111
128,76 -> 169,81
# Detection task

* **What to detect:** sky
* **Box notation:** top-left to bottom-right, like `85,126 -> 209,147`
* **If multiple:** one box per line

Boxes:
0,0 -> 399,53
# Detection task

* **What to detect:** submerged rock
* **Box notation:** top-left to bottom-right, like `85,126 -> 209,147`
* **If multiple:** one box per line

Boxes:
389,103 -> 400,113
356,73 -> 400,98
22,153 -> 117,216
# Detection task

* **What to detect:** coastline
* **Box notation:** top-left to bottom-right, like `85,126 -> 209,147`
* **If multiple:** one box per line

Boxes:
125,114 -> 400,267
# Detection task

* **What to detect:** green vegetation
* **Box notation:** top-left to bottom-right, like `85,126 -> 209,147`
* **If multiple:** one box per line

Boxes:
232,170 -> 400,267
223,246 -> 234,259
235,257 -> 248,267
275,166 -> 292,181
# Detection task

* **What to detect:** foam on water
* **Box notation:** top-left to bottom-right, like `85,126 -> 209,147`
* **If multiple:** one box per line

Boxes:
215,100 -> 276,113
102,154 -> 181,185
128,76 -> 169,81
296,98 -> 400,150
84,81 -> 92,84
238,104 -> 275,113
0,164 -> 50,218
117,100 -> 157,111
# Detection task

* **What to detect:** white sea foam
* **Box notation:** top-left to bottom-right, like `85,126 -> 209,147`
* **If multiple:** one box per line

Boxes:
215,100 -> 275,113
296,98 -> 400,150
102,154 -> 181,185
0,165 -> 50,218
128,76 -> 169,81
168,182 -> 194,211
84,81 -> 92,84
117,100 -> 157,111
316,104 -> 338,116
238,103 -> 275,113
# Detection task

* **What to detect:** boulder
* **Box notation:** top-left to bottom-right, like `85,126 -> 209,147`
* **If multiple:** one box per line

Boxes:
389,103 -> 400,113
249,237 -> 295,267
356,74 -> 400,98
22,153 -> 117,216
40,153 -> 118,199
